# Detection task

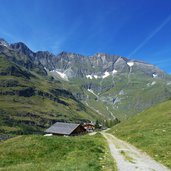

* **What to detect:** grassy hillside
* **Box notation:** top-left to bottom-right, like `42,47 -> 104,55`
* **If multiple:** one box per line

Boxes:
0,55 -> 103,134
67,73 -> 171,121
102,74 -> 171,120
109,100 -> 171,168
0,134 -> 116,171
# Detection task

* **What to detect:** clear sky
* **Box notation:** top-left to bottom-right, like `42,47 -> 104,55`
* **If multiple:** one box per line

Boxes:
0,0 -> 171,73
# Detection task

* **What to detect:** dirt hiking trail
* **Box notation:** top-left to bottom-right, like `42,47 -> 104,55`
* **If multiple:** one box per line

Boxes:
102,131 -> 170,171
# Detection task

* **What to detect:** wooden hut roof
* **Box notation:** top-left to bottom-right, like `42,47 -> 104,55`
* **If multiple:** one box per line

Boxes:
45,122 -> 81,135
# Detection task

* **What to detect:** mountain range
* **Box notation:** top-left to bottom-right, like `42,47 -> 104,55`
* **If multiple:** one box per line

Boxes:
0,38 -> 171,134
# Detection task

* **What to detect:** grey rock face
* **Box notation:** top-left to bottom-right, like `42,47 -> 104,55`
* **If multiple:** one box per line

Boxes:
37,51 -> 164,81
132,61 -> 165,78
0,38 -> 9,47
35,51 -> 55,70
10,42 -> 35,60
1,38 -> 171,121
0,40 -> 47,76
1,39 -> 167,80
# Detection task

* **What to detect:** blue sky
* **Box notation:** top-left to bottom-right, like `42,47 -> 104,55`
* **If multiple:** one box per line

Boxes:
0,0 -> 171,73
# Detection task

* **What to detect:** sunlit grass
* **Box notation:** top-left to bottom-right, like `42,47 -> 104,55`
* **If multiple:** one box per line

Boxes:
0,134 -> 116,171
109,100 -> 171,168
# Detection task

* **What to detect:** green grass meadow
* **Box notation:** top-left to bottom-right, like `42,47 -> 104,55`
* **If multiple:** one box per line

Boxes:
0,134 -> 116,171
109,100 -> 171,168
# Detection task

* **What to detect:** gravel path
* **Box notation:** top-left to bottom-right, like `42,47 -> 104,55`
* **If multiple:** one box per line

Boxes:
101,131 -> 170,171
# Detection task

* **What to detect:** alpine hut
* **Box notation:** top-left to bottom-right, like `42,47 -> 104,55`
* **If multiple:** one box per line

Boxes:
45,122 -> 86,136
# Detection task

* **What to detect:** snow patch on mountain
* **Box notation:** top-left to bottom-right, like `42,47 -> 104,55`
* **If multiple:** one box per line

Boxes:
94,75 -> 101,79
86,71 -> 111,79
86,75 -> 93,79
1,43 -> 7,47
153,73 -> 158,78
56,71 -> 68,80
127,61 -> 134,67
0,40 -> 8,47
112,69 -> 118,74
86,74 -> 102,79
50,70 -> 68,81
102,71 -> 110,78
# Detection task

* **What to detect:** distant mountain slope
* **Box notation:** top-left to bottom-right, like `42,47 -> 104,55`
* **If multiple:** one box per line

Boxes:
48,52 -> 171,120
0,53 -> 101,135
109,99 -> 171,168
0,38 -> 171,132
31,48 -> 171,120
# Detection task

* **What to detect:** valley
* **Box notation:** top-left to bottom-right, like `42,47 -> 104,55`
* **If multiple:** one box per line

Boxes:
0,39 -> 171,171
1,39 -> 171,132
1,0 -> 171,170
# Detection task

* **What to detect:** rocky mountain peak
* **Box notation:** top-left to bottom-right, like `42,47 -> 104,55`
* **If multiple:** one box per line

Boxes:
57,51 -> 85,58
10,42 -> 35,59
10,42 -> 32,52
95,52 -> 107,57
0,38 -> 167,80
36,51 -> 54,57
0,38 -> 9,47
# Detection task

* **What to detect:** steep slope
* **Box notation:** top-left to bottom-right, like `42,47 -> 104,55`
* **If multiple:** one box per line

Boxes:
1,38 -> 171,127
109,99 -> 171,168
0,53 -> 101,135
45,52 -> 171,120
